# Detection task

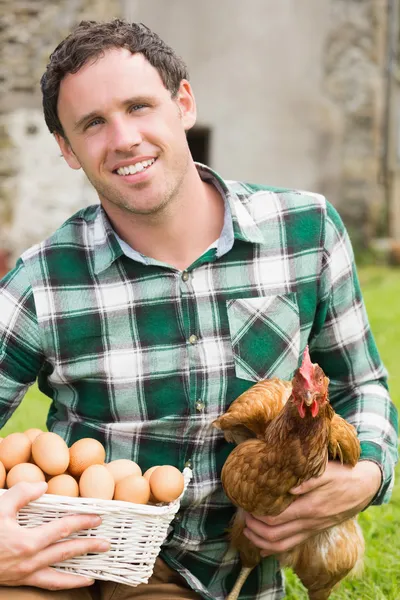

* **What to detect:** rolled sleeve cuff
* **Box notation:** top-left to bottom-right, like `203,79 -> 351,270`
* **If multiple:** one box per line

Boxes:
359,440 -> 396,506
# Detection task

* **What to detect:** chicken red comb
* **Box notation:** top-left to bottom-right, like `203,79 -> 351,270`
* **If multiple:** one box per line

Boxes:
299,345 -> 313,387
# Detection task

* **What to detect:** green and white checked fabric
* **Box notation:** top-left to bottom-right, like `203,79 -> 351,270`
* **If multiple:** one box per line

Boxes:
0,164 -> 397,600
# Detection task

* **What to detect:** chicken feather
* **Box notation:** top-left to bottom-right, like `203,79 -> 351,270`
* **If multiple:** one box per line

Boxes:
328,413 -> 360,465
213,348 -> 364,600
213,378 -> 292,444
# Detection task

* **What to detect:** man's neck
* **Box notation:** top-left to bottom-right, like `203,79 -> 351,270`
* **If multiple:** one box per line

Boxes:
103,167 -> 225,271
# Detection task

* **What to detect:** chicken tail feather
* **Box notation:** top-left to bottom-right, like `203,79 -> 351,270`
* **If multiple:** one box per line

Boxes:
280,518 -> 364,600
347,548 -> 364,578
227,566 -> 254,600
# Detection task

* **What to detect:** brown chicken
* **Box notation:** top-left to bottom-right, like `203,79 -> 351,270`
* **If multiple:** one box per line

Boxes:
213,346 -> 364,600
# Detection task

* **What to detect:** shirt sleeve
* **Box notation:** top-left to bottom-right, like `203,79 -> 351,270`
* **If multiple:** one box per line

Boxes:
309,201 -> 398,505
0,259 -> 44,428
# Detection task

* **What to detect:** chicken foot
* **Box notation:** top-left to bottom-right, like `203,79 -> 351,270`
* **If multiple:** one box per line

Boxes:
226,566 -> 254,600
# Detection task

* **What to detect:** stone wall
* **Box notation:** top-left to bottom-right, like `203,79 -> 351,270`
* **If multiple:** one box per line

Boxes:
0,0 -> 121,274
323,0 -> 388,246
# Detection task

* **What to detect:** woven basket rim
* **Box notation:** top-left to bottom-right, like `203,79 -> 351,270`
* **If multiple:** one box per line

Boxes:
0,467 -> 192,515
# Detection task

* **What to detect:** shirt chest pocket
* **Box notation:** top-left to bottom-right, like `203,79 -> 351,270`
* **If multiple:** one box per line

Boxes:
226,293 -> 300,382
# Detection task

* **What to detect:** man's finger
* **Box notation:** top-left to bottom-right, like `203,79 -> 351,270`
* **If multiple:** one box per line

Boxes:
291,461 -> 353,494
20,567 -> 95,590
22,537 -> 110,576
244,525 -> 309,555
31,514 -> 103,551
246,513 -> 302,542
254,497 -> 314,527
260,531 -> 308,556
0,482 -> 48,517
290,473 -> 330,495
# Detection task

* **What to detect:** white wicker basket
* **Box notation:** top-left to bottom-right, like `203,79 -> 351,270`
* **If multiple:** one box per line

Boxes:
0,467 -> 192,587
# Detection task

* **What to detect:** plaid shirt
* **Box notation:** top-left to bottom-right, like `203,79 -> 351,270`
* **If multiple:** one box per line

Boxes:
0,164 -> 397,600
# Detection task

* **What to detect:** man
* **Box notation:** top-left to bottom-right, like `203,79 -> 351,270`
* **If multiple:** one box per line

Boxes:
0,18 -> 397,600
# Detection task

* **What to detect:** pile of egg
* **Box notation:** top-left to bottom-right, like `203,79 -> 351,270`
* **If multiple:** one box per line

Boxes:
0,430 -> 185,504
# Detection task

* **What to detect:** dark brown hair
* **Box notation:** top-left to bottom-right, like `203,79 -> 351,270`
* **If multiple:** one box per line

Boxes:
41,19 -> 189,137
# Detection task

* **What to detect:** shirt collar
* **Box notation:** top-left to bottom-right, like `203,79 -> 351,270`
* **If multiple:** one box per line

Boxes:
195,163 -> 265,251
91,162 -> 265,274
92,207 -> 124,275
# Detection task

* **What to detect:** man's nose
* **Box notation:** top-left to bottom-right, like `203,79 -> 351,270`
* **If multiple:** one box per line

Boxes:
110,119 -> 143,152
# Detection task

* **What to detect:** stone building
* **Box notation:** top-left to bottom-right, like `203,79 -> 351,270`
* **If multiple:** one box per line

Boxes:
1,0 -> 399,275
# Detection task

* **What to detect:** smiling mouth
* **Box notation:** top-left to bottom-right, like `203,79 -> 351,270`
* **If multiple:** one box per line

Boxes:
113,158 -> 156,176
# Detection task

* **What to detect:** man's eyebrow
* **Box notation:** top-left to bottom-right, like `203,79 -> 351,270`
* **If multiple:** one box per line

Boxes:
73,111 -> 99,132
73,96 -> 156,132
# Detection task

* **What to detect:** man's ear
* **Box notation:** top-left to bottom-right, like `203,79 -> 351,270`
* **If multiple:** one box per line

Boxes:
54,133 -> 82,170
176,80 -> 197,131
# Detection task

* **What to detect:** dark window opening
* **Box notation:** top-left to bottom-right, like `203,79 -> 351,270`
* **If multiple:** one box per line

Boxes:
187,127 -> 211,166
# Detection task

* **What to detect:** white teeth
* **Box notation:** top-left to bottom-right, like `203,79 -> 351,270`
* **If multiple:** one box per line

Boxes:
116,159 -> 155,176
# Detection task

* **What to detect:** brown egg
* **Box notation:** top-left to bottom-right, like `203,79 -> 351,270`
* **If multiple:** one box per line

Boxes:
0,432 -> 32,471
79,464 -> 115,500
143,465 -> 160,481
149,465 -> 184,503
65,468 -> 80,482
105,459 -> 141,484
31,432 -> 70,476
24,428 -> 44,443
69,438 -> 106,477
47,473 -> 79,497
143,466 -> 160,503
6,463 -> 46,488
0,461 -> 5,488
114,474 -> 151,504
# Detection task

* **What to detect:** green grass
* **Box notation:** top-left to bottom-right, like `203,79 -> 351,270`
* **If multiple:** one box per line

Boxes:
1,265 -> 399,598
0,386 -> 50,436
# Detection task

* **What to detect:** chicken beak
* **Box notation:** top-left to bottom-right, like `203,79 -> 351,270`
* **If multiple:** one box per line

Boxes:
304,391 -> 314,406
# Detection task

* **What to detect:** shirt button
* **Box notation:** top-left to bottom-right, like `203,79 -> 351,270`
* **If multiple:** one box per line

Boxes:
184,459 -> 192,469
182,271 -> 189,282
195,401 -> 205,412
188,334 -> 198,344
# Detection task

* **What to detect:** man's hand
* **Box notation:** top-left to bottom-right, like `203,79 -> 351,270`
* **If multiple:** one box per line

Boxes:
0,481 -> 110,590
243,460 -> 381,556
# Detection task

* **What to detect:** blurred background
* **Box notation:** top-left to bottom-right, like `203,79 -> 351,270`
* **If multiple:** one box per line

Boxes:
0,0 -> 400,269
0,1 -> 399,598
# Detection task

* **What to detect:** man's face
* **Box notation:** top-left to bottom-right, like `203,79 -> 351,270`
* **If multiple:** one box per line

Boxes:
56,48 -> 196,218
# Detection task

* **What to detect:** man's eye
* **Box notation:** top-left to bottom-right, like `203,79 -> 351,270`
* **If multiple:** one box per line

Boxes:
86,118 -> 103,129
129,104 -> 147,112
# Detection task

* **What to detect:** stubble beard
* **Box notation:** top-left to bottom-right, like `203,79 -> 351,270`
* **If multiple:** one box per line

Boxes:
87,155 -> 190,218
